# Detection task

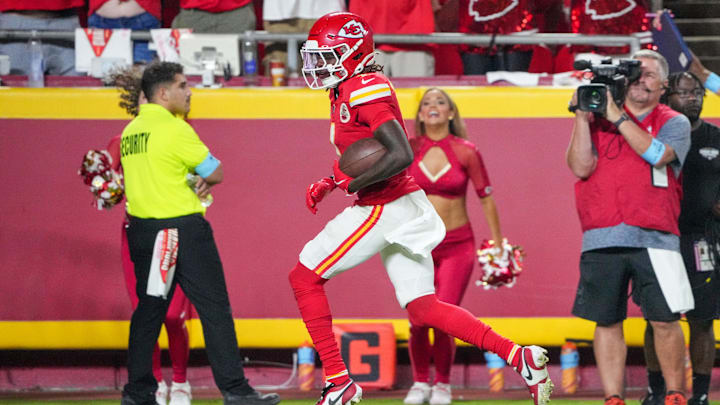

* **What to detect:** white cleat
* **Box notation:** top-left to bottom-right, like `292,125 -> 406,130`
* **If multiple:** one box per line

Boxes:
316,379 -> 363,405
514,345 -> 554,405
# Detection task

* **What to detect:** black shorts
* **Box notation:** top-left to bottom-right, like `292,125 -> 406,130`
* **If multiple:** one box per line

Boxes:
572,247 -> 681,325
682,233 -> 720,321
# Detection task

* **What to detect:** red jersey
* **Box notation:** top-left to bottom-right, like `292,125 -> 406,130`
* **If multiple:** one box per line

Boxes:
1,0 -> 83,11
179,0 -> 251,13
330,72 -> 420,206
458,0 -> 536,54
349,0 -> 435,52
88,0 -> 162,21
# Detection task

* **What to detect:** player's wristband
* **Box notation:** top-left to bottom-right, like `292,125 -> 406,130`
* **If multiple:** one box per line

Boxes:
640,138 -> 666,166
704,72 -> 720,94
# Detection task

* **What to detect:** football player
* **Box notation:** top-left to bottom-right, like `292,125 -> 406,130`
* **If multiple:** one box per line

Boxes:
290,12 -> 554,405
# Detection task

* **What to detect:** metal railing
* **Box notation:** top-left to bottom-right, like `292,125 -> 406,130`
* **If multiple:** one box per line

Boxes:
0,29 -> 647,75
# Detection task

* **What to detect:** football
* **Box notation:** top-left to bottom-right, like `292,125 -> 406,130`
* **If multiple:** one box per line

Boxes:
338,138 -> 387,178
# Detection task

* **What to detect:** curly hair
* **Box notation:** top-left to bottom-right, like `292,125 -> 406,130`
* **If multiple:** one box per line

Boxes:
108,66 -> 144,117
362,63 -> 384,74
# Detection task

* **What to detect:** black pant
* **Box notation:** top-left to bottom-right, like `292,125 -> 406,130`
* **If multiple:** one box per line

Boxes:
461,49 -> 532,75
123,214 -> 251,404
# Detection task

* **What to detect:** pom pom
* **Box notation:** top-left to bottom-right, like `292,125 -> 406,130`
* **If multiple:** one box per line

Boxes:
476,238 -> 524,289
78,149 -> 124,210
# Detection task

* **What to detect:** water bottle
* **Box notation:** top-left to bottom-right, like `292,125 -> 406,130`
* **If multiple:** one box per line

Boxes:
242,35 -> 257,86
483,352 -> 505,393
186,174 -> 213,208
560,341 -> 579,394
297,342 -> 315,391
28,35 -> 44,88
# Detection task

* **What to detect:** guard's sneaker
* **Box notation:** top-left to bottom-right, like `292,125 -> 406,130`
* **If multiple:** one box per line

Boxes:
688,394 -> 709,405
665,392 -> 687,405
605,395 -> 625,405
514,346 -> 553,405
316,380 -> 362,405
403,382 -> 431,405
169,381 -> 192,405
429,383 -> 452,405
641,390 -> 665,405
156,380 -> 169,405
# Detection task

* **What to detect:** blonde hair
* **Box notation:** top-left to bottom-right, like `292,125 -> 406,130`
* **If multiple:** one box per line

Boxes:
414,87 -> 468,139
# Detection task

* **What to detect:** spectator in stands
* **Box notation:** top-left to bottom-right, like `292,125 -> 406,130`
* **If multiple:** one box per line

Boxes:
349,0 -> 436,77
456,0 -> 537,75
0,0 -> 83,76
570,0 -> 650,56
261,0 -> 345,77
171,0 -> 255,34
526,0 -> 575,75
88,0 -> 161,64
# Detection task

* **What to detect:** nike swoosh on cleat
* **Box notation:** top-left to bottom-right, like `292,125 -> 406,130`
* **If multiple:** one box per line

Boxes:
523,352 -> 533,380
328,384 -> 353,405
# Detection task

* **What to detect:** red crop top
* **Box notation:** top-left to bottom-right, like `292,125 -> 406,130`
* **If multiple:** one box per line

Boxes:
408,135 -> 492,199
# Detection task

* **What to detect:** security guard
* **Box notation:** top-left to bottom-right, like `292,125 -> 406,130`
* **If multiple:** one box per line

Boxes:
120,62 -> 280,405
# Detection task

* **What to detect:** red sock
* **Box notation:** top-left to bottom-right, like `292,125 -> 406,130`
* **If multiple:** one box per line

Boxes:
406,294 -> 520,368
289,262 -> 349,385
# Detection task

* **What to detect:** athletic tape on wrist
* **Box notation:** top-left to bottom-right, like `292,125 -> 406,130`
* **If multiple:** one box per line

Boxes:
705,72 -> 720,94
641,138 -> 666,166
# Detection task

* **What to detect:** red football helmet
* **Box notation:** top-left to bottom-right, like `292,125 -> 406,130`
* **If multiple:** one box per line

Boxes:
301,12 -> 376,89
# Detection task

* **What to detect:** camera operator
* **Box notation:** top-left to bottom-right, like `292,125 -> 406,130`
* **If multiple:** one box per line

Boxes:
566,49 -> 694,405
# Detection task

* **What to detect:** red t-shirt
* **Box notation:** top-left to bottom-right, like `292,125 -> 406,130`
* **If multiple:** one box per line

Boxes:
1,0 -> 83,12
88,0 -> 162,21
179,0 -> 251,13
349,0 -> 435,53
330,73 -> 420,206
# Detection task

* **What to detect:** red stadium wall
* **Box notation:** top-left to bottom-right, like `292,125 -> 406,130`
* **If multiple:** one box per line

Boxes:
2,87 -> 720,348
0,116 -> 582,320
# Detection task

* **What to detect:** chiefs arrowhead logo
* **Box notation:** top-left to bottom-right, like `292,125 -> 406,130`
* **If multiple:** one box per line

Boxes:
585,0 -> 636,20
339,103 -> 351,123
338,20 -> 367,39
468,0 -> 519,22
